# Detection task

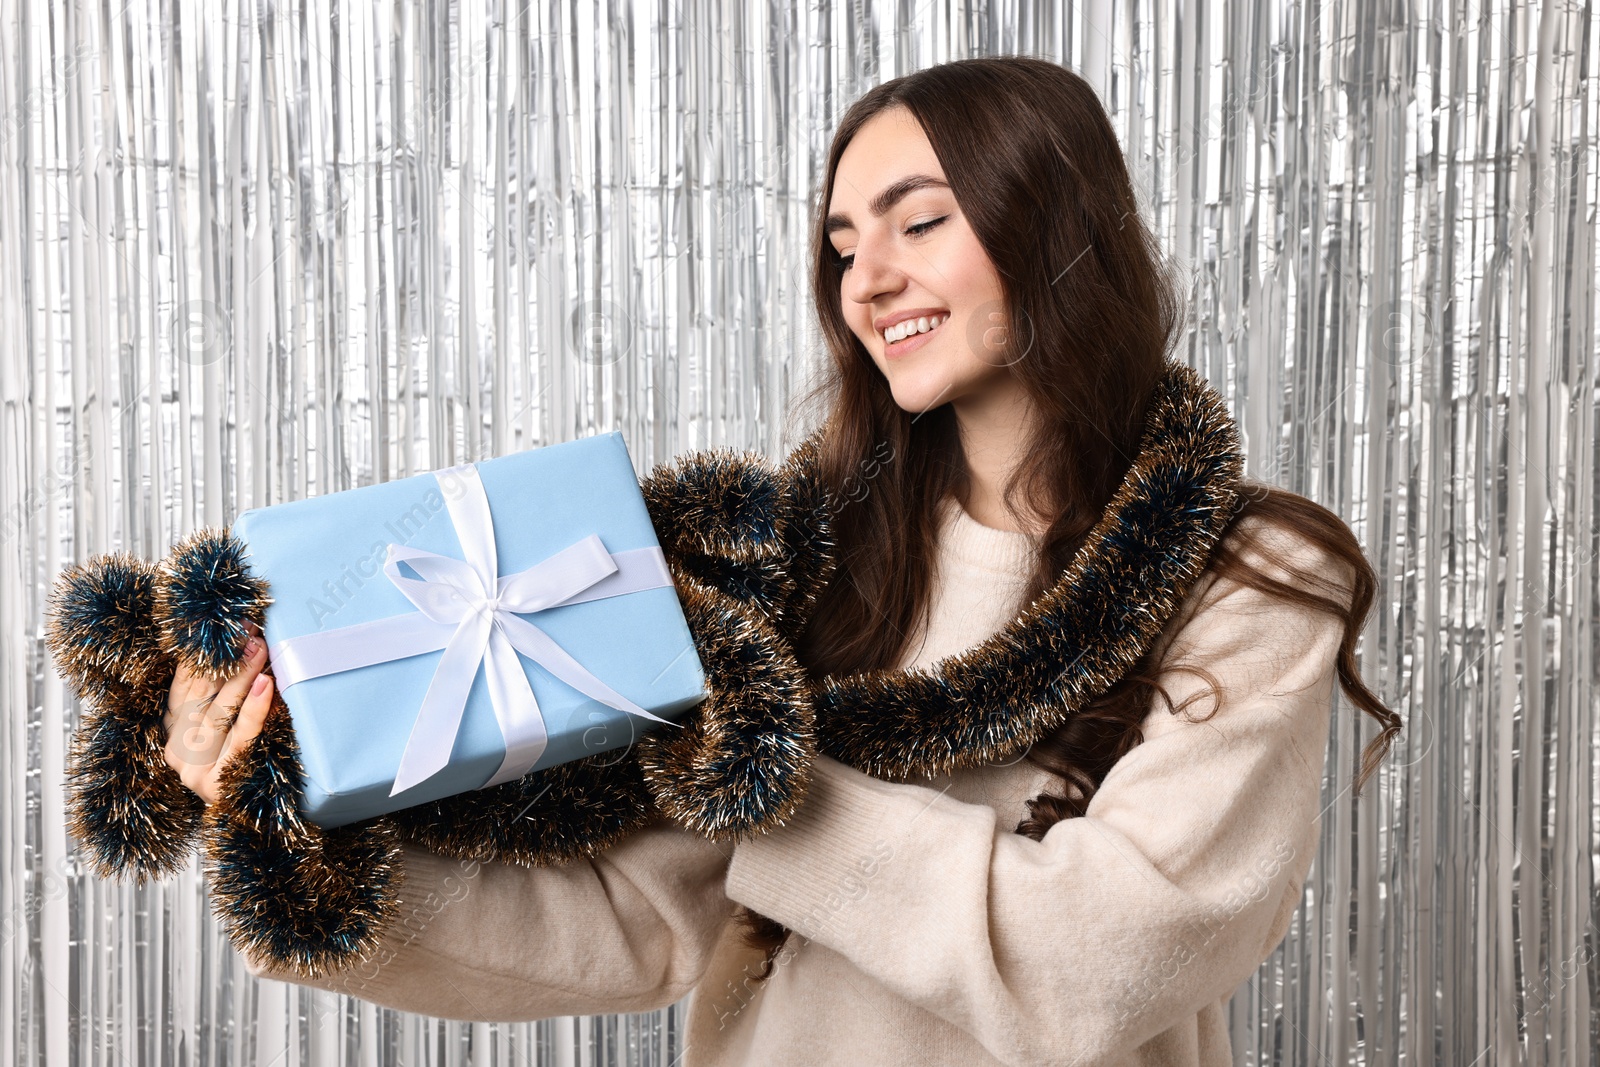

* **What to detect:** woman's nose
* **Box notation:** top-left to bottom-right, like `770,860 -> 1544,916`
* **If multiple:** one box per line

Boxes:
841,243 -> 902,306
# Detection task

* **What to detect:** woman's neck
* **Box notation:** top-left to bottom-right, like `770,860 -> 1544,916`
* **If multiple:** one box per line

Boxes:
953,400 -> 1049,537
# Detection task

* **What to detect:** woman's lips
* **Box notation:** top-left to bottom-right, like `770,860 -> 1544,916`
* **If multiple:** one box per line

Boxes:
884,316 -> 946,359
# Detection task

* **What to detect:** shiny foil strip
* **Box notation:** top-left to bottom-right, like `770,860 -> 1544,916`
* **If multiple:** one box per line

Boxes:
1,0 -> 1595,1064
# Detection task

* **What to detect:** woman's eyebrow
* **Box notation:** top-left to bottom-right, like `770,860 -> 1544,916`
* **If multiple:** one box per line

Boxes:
825,175 -> 950,235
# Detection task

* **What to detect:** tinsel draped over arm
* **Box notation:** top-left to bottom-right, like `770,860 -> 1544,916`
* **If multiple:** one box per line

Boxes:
240,822 -> 738,1020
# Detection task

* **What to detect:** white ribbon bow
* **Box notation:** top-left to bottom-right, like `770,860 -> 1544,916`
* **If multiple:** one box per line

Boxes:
270,463 -> 678,796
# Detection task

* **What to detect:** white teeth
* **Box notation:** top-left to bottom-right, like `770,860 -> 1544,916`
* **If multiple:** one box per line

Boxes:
884,313 -> 946,343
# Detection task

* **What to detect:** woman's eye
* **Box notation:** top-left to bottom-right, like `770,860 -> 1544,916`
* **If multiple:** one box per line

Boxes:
835,216 -> 948,273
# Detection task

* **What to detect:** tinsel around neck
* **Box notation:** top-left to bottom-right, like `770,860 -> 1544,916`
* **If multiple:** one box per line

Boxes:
808,360 -> 1246,782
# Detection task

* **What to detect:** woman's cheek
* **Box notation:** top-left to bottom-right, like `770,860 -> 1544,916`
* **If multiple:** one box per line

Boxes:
855,321 -> 875,351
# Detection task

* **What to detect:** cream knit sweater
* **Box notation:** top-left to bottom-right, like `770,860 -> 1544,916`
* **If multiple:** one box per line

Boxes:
245,494 -> 1349,1067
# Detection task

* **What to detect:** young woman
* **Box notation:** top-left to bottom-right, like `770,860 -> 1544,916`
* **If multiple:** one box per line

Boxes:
164,55 -> 1399,1066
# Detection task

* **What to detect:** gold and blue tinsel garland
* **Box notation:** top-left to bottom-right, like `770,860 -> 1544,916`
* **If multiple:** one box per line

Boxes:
45,359 -> 1242,978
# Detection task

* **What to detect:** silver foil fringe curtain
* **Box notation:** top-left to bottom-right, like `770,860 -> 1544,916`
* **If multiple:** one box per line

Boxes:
2,0 -> 1597,1064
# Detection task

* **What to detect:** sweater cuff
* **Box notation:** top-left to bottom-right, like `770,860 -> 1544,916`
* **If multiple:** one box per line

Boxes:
725,755 -> 944,942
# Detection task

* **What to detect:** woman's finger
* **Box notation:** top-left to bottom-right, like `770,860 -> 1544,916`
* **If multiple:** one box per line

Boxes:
207,637 -> 269,728
215,671 -> 274,776
165,621 -> 259,710
184,638 -> 268,760
164,659 -> 212,730
165,686 -> 227,782
163,638 -> 267,785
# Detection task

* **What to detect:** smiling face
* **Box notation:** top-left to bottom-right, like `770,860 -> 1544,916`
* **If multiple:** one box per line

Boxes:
826,106 -> 1031,424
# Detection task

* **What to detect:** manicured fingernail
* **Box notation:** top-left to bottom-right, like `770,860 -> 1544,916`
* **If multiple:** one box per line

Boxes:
250,673 -> 269,696
245,637 -> 263,656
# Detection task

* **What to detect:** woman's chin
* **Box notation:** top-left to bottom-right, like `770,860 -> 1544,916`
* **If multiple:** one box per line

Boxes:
873,353 -> 967,414
887,383 -> 955,416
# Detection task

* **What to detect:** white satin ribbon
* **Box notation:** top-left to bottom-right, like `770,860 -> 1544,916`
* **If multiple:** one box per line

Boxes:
269,463 -> 679,796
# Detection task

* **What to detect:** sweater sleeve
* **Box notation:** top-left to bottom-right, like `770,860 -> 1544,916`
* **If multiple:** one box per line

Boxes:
723,526 -> 1353,1066
242,816 -> 737,1021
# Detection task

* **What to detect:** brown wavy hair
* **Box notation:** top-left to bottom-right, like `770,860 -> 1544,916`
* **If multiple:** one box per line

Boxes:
734,56 -> 1403,979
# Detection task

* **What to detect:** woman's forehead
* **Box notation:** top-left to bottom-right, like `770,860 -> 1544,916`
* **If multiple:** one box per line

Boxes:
829,116 -> 950,225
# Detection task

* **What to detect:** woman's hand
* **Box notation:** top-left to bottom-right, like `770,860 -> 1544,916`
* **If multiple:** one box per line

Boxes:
162,628 -> 275,805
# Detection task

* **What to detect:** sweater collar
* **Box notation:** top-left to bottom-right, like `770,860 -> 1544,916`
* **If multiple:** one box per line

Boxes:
784,360 -> 1246,783
937,495 -> 1038,575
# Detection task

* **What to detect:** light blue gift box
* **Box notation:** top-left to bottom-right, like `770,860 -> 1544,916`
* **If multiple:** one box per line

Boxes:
231,431 -> 708,828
